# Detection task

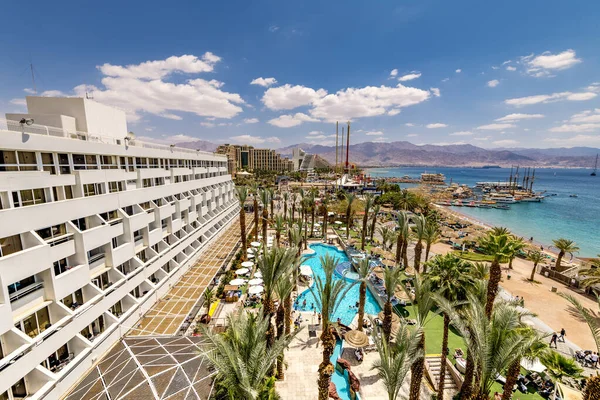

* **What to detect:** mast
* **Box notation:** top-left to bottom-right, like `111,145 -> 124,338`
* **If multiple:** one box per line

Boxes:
340,128 -> 345,174
345,121 -> 351,172
508,166 -> 513,191
514,166 -> 519,194
30,63 -> 37,94
335,122 -> 339,170
530,168 -> 535,192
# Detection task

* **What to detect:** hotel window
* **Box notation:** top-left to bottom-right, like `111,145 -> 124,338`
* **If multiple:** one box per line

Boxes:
85,154 -> 98,169
149,158 -> 158,168
108,181 -> 124,193
42,343 -> 69,371
41,152 -> 56,174
15,306 -> 51,338
135,157 -> 146,169
117,260 -> 134,275
100,210 -> 121,224
87,246 -> 105,264
101,155 -> 117,169
0,150 -> 18,171
62,289 -> 84,309
155,177 -> 164,186
71,217 -> 88,231
17,151 -> 37,171
11,378 -> 27,399
36,223 -> 68,245
110,300 -> 123,317
12,188 -> 47,207
91,271 -> 111,290
142,178 -> 153,188
127,157 -> 134,172
133,229 -> 143,242
83,183 -> 103,197
58,153 -> 71,174
0,234 -> 23,257
65,185 -> 74,199
53,258 -> 70,275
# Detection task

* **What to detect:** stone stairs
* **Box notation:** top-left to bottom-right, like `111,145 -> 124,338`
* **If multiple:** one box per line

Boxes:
425,355 -> 460,398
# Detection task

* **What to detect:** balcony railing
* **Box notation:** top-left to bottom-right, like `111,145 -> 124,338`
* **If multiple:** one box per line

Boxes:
9,281 -> 44,302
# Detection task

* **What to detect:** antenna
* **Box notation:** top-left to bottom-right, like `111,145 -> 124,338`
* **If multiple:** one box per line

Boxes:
30,63 -> 37,94
335,122 -> 339,170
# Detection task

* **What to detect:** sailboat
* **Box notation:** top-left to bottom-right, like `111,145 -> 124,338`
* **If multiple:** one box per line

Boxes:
591,154 -> 598,176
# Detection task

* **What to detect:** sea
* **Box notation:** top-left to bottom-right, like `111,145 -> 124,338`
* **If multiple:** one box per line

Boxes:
365,167 -> 600,258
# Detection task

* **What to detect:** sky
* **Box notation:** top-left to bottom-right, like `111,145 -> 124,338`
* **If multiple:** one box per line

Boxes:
1,0 -> 600,149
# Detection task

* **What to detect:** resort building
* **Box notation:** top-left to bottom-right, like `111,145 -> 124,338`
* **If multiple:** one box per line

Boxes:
215,144 -> 294,175
0,97 -> 238,400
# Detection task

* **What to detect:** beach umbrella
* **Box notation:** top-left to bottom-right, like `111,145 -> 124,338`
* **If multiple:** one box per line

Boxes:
247,254 -> 255,259
334,220 -> 343,225
520,358 -> 546,373
229,278 -> 246,285
251,241 -> 261,247
378,311 -> 400,325
254,271 -> 263,278
248,285 -> 264,294
241,261 -> 254,268
248,278 -> 263,285
235,268 -> 249,275
327,234 -> 337,240
344,329 -> 370,348
300,265 -> 313,276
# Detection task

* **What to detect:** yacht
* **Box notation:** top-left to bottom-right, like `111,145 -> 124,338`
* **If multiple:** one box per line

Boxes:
485,193 -> 517,203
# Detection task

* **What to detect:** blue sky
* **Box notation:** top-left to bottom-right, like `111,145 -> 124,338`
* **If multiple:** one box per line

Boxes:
1,0 -> 600,149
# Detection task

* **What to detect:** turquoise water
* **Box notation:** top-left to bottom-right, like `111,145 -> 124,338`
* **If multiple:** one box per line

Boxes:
331,341 -> 352,400
294,244 -> 382,325
366,167 -> 600,257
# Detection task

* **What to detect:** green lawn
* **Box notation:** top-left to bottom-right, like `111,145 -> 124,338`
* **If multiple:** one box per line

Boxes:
489,382 -> 544,400
452,251 -> 495,262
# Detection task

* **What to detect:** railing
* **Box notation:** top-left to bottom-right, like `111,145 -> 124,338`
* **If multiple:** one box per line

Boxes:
46,233 -> 74,247
9,281 -> 44,302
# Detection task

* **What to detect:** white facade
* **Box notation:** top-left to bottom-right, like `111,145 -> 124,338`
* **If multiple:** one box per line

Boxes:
0,102 -> 237,400
291,147 -> 305,171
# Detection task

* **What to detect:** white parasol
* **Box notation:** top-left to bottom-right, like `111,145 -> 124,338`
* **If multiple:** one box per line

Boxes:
241,261 -> 254,268
248,285 -> 264,294
248,278 -> 263,285
229,278 -> 246,285
235,268 -> 249,275
300,265 -> 313,276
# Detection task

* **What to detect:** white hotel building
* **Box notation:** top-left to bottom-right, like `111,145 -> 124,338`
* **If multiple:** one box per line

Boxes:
0,97 -> 237,399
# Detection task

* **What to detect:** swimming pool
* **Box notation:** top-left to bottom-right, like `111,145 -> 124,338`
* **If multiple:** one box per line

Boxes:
294,243 -> 382,326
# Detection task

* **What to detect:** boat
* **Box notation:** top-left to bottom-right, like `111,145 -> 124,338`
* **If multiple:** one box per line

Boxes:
465,201 -> 477,207
478,204 -> 492,209
485,193 -> 517,203
518,196 -> 544,202
569,194 -> 578,198
592,154 -> 598,176
494,204 -> 511,210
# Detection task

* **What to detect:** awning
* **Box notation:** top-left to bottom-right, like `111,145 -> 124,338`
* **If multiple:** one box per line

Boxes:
248,285 -> 264,294
520,358 -> 546,373
300,265 -> 313,276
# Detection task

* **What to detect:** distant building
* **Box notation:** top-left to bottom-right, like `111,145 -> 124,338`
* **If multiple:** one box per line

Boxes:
292,148 -> 306,170
299,154 -> 332,171
215,144 -> 294,175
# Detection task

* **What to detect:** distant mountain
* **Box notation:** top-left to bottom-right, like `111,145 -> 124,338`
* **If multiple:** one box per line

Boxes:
175,139 -> 599,168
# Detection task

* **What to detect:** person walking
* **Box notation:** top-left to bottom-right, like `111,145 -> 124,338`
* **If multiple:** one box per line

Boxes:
550,332 -> 558,348
559,328 -> 566,342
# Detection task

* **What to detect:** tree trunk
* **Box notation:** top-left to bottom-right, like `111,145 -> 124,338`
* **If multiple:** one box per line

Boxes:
311,207 -> 315,238
502,358 -> 521,400
346,210 -> 351,239
555,251 -> 564,269
409,334 -> 426,400
508,256 -> 514,270
284,294 -> 292,335
262,208 -> 268,245
395,233 -> 404,264
413,241 -> 422,273
485,259 -> 501,318
276,303 -> 285,380
361,212 -> 369,251
460,350 -> 475,400
438,313 -> 450,399
402,241 -> 409,269
383,300 -> 392,343
304,219 -> 308,250
318,327 -> 336,400
323,207 -> 328,241
530,262 -> 538,281
253,199 -> 259,240
240,209 -> 246,260
284,201 -> 288,220
276,231 -> 281,247
357,282 -> 366,331
424,243 -> 431,262
292,203 -> 296,221
270,199 -> 274,220
264,299 -> 276,348
370,215 -> 377,242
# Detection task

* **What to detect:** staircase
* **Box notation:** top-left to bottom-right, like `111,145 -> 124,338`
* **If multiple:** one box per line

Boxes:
425,355 -> 460,399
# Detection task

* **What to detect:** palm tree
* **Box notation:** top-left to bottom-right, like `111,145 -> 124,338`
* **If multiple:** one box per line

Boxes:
282,191 -> 289,220
382,266 -> 403,343
203,287 -> 215,318
310,254 -> 353,400
321,194 -> 330,240
290,192 -> 298,220
552,238 -> 580,269
411,214 -> 427,273
268,187 -> 275,220
259,189 -> 270,245
274,272 -> 295,379
584,375 -> 600,400
397,189 -> 417,211
251,183 -> 260,240
379,226 -> 394,251
479,228 -> 513,317
507,236 -> 526,270
578,256 -> 600,287
361,194 -> 374,250
502,329 -> 548,400
257,247 -> 297,349
370,204 -> 381,242
527,250 -> 545,281
371,323 -> 423,400
395,211 -> 409,266
423,219 -> 440,264
235,186 -> 248,258
426,254 -> 474,399
356,259 -> 371,332
559,293 -> 600,354
344,193 -> 356,240
541,351 -> 583,400
203,310 -> 296,399
406,276 -> 436,400
309,192 -> 317,238
273,215 -> 285,247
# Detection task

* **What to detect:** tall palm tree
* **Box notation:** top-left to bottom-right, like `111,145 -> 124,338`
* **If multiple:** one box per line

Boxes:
282,191 -> 289,220
426,254 -> 474,399
356,258 -> 371,332
584,375 -> 600,400
203,310 -> 296,399
527,250 -> 545,281
259,189 -> 270,245
541,351 -> 583,400
411,214 -> 427,273
479,228 -> 513,317
502,329 -> 548,400
257,247 -> 297,349
552,238 -> 580,269
309,191 -> 317,238
203,287 -> 215,318
268,187 -> 275,220
344,193 -> 356,240
395,211 -> 409,266
397,189 -> 417,211
361,194 -> 375,250
273,215 -> 285,247
321,194 -> 330,240
371,323 -> 423,400
578,255 -> 600,287
290,192 -> 297,220
382,266 -> 403,343
370,204 -> 381,242
559,293 -> 600,354
310,254 -> 353,400
274,272 -> 295,379
423,219 -> 440,264
235,186 -> 249,258
251,183 -> 260,240
379,226 -> 394,251
406,276 -> 436,400
507,236 -> 526,270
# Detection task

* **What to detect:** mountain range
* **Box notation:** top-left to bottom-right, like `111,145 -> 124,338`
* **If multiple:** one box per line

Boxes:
176,140 -> 599,168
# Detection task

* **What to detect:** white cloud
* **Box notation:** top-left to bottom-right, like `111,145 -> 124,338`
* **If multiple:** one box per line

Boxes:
430,87 -> 441,97
269,25 -> 280,32
250,77 -> 277,87
426,123 -> 448,129
262,84 -> 327,110
450,131 -> 474,136
522,49 -> 581,77
455,69 -> 462,73
476,123 -> 516,130
487,79 -> 500,88
267,112 -> 319,128
473,136 -> 491,141
545,134 -> 600,146
505,91 -> 597,106
406,134 -> 418,137
495,113 -> 545,122
230,134 -> 281,145
200,122 -> 215,127
387,109 -> 401,116
243,118 -> 259,124
441,78 -> 450,82
307,130 -> 323,136
23,88 -> 36,94
365,131 -> 384,136
371,136 -> 390,143
390,69 -> 398,77
506,66 -> 517,71
586,82 -> 600,93
492,139 -> 519,146
398,72 -> 421,81
9,98 -> 26,106
405,123 -> 415,127
549,123 -> 600,133
491,66 -> 499,70
568,109 -> 600,124
138,134 -> 199,144
70,54 -> 244,122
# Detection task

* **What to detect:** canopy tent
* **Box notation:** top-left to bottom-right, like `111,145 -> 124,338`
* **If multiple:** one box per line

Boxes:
248,285 -> 264,294
520,358 -> 546,373
344,329 -> 370,348
334,221 -> 343,225
327,234 -> 337,239
235,268 -> 250,275
229,278 -> 246,286
241,261 -> 254,268
237,170 -> 252,176
248,278 -> 263,285
250,241 -> 261,247
300,265 -> 313,276
254,271 -> 263,278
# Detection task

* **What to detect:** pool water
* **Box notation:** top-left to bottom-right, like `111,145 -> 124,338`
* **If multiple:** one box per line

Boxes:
294,243 -> 382,326
331,341 -> 351,399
